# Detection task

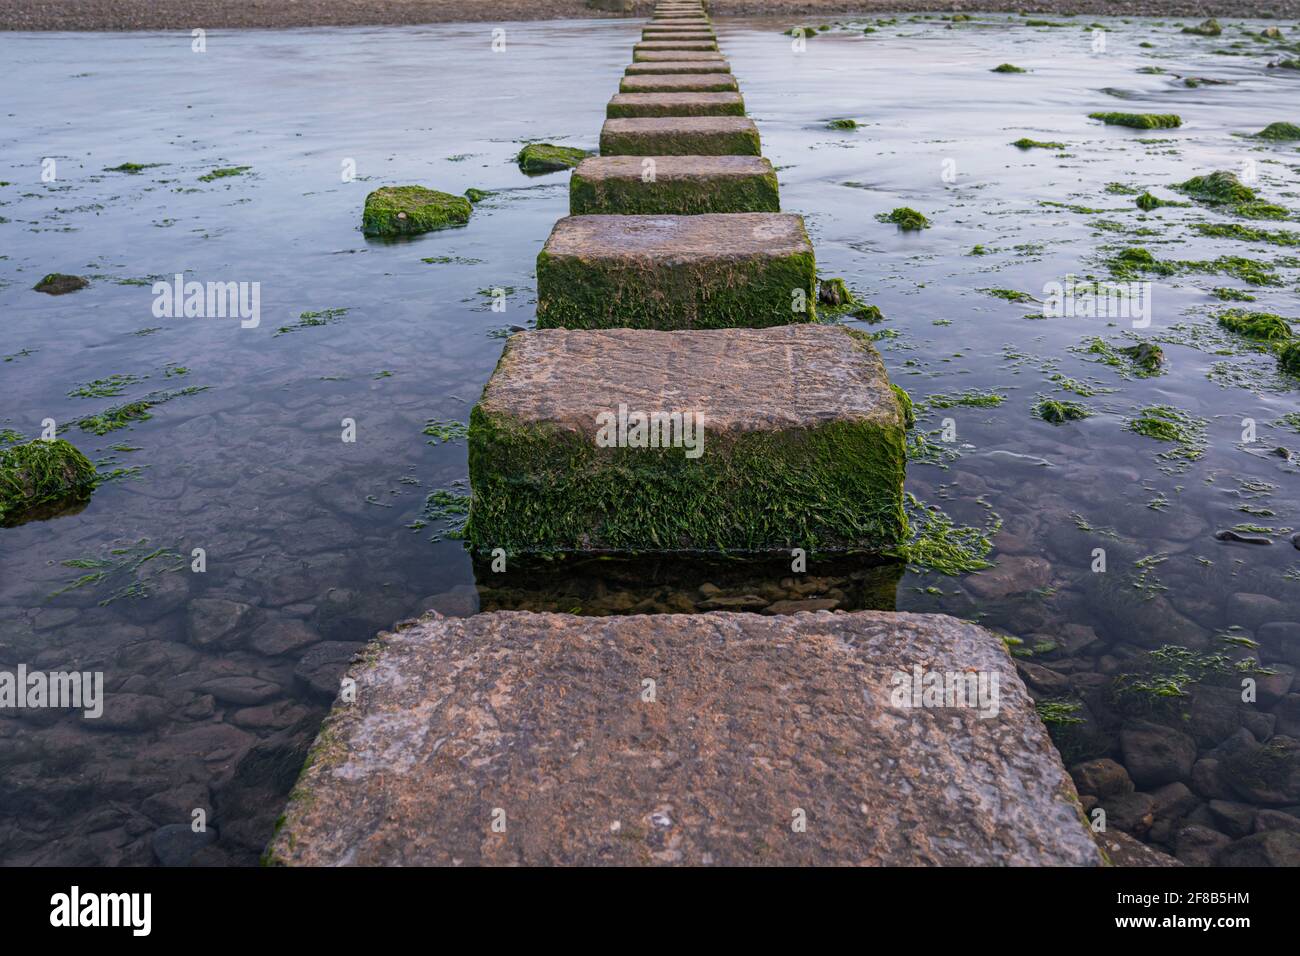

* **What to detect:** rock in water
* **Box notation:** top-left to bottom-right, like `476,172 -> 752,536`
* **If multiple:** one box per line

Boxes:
266,610 -> 1103,866
360,186 -> 471,237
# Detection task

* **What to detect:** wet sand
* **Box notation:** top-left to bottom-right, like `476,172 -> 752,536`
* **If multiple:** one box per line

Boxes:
2,1 -> 1296,32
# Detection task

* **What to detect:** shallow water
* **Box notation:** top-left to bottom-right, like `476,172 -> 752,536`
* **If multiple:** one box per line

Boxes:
1,14 -> 1298,865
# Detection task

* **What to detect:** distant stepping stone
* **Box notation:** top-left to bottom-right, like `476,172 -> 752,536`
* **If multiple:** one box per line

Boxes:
619,72 -> 737,93
570,155 -> 779,215
634,41 -> 719,53
607,91 -> 744,118
626,59 -> 731,75
535,212 -> 813,329
463,324 -> 907,554
635,49 -> 725,62
642,31 -> 716,41
601,116 -> 759,155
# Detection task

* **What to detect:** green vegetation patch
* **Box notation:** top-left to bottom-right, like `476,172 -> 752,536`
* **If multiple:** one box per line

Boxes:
876,206 -> 931,230
896,493 -> 999,575
1176,170 -> 1256,204
1192,222 -> 1299,247
1278,341 -> 1300,377
517,143 -> 589,174
104,162 -> 164,174
1077,336 -> 1165,378
0,440 -> 97,527
68,373 -> 145,399
1089,112 -> 1182,129
826,118 -> 858,129
1216,309 -> 1294,341
1012,137 -> 1065,149
423,419 -> 469,445
276,307 -> 349,336
992,63 -> 1027,73
197,165 -> 251,182
1034,397 -> 1092,423
361,186 -> 471,237
1255,121 -> 1300,141
600,123 -> 760,157
1126,405 -> 1207,461
1181,18 -> 1222,37
48,539 -> 185,604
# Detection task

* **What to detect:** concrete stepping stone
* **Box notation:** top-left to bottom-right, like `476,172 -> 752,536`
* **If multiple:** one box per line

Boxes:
606,91 -> 744,118
626,60 -> 731,75
642,31 -> 716,41
619,72 -> 737,93
570,156 -> 779,215
634,50 -> 727,63
535,214 -> 811,330
601,116 -> 759,155
467,324 -> 903,552
651,18 -> 712,25
267,609 -> 1103,866
635,41 -> 719,54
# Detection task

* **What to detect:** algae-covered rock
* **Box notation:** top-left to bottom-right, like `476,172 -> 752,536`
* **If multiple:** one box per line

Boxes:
1088,112 -> 1182,129
992,63 -> 1027,73
876,206 -> 931,230
1256,122 -> 1300,141
1175,170 -> 1255,204
0,439 -> 97,527
361,186 -> 471,237
818,276 -> 852,307
1181,18 -> 1221,37
465,324 -> 907,555
1013,137 -> 1065,149
516,143 -> 589,175
1119,342 -> 1165,373
536,213 -> 814,330
1034,398 -> 1091,424
826,118 -> 858,129
600,116 -> 761,156
569,156 -> 779,216
34,273 -> 88,295
1279,341 -> 1300,377
1216,310 -> 1293,342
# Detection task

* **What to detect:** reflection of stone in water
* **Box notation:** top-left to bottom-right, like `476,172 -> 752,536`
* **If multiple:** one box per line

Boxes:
473,552 -> 903,616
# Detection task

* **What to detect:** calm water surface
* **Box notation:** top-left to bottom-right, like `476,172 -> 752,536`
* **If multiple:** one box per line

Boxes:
1,14 -> 1298,865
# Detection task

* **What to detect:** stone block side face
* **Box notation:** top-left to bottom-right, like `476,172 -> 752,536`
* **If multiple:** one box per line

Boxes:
265,610 -> 1104,867
606,93 -> 746,119
569,162 -> 779,215
533,230 -> 813,330
626,61 -> 732,75
600,118 -> 760,156
619,74 -> 737,93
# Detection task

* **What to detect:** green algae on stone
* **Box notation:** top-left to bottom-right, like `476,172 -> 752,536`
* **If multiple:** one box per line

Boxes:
826,118 -> 858,129
463,187 -> 491,203
1135,191 -> 1187,211
361,186 -> 471,237
1216,309 -> 1293,341
1255,122 -> 1300,141
896,493 -> 998,575
34,273 -> 88,295
1175,170 -> 1256,204
876,207 -> 930,230
516,143 -> 589,174
1193,222 -> 1299,247
992,63 -> 1027,73
104,162 -> 163,174
1088,112 -> 1182,129
1182,18 -> 1222,36
1034,398 -> 1092,423
1277,341 -> 1300,377
1126,405 -> 1207,461
0,439 -> 97,527
1012,137 -> 1066,149
1212,287 -> 1256,302
569,156 -> 780,215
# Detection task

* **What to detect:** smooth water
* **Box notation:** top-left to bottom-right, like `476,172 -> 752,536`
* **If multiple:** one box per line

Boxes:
1,14 -> 1297,865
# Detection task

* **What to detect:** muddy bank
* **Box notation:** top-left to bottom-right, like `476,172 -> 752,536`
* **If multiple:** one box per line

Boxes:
3,1 -> 1298,32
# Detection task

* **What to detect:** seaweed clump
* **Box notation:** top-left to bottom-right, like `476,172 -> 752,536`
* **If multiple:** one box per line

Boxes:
826,118 -> 858,130
1012,137 -> 1065,149
1255,122 -> 1300,141
361,186 -> 471,237
991,63 -> 1027,73
34,273 -> 88,295
0,439 -> 97,527
1034,398 -> 1091,424
1088,112 -> 1182,129
1175,170 -> 1256,204
1181,18 -> 1222,37
1216,310 -> 1294,342
1278,341 -> 1300,377
876,207 -> 930,230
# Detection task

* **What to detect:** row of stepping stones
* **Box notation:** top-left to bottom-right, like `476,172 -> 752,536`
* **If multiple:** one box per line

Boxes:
464,0 -> 909,560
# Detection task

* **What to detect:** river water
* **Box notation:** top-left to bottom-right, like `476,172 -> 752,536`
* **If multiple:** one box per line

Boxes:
1,13 -> 1297,865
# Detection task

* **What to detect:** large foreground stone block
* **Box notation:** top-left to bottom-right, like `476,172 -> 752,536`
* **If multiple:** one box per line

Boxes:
619,73 -> 737,93
570,156 -> 779,215
267,610 -> 1103,866
601,116 -> 760,155
535,213 -> 812,330
464,324 -> 906,553
606,92 -> 744,118
626,59 -> 731,75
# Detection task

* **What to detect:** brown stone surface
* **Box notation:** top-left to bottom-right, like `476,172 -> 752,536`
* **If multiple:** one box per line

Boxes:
634,49 -> 726,62
607,91 -> 744,118
1096,830 -> 1184,867
600,115 -> 759,155
634,40 -> 718,52
619,72 -> 737,92
477,323 -> 893,436
626,59 -> 731,74
642,30 -> 715,41
268,610 -> 1102,866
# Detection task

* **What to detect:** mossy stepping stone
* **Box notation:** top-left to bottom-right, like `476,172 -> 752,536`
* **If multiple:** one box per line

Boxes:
634,49 -> 726,63
465,324 -> 907,554
516,142 -> 589,174
626,59 -> 731,75
33,273 -> 88,295
570,156 -> 778,215
634,41 -> 719,54
601,116 -> 759,155
361,186 -> 471,237
642,31 -> 716,41
619,72 -> 737,93
606,91 -> 744,118
0,439 -> 97,527
535,212 -> 813,329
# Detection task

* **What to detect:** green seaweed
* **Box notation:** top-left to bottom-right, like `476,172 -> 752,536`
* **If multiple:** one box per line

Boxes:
1254,122 -> 1300,141
197,166 -> 251,183
1034,397 -> 1092,423
0,440 -> 97,527
1216,309 -> 1293,341
1089,112 -> 1182,129
1012,137 -> 1066,149
992,63 -> 1027,73
517,143 -> 589,174
361,186 -> 471,237
876,207 -> 931,230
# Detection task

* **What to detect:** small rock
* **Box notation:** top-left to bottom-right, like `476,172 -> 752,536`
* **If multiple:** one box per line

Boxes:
34,273 -> 88,295
1207,799 -> 1256,838
1071,758 -> 1135,799
1121,721 -> 1197,788
187,597 -> 255,649
1100,791 -> 1155,835
1215,830 -> 1300,866
1254,809 -> 1300,834
1174,824 -> 1231,866
248,618 -> 320,656
197,675 -> 281,706
293,641 -> 362,701
150,824 -> 217,866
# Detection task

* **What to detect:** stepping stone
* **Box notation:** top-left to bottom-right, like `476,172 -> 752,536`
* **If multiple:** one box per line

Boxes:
626,59 -> 731,75
267,609 -> 1103,866
601,116 -> 759,155
642,31 -> 716,41
467,324 -> 904,552
619,72 -> 737,93
634,50 -> 727,63
642,23 -> 715,31
570,156 -> 779,215
606,91 -> 745,118
651,18 -> 712,25
535,212 -> 813,329
635,41 -> 719,53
